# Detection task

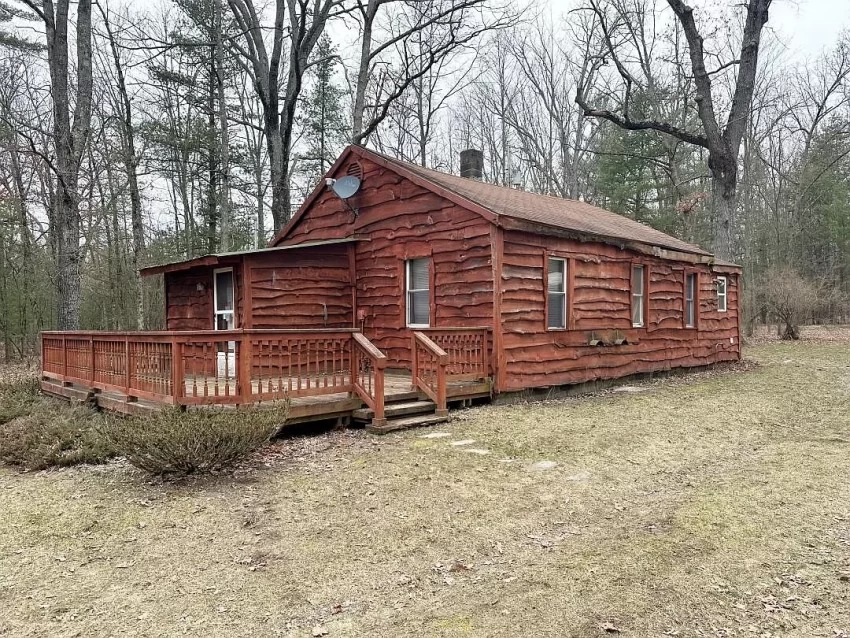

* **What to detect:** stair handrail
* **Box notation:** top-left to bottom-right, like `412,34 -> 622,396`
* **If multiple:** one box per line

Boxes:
351,332 -> 387,426
412,331 -> 448,416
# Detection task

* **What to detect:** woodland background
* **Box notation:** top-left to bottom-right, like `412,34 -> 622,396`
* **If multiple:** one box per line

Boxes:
1,0 -> 849,359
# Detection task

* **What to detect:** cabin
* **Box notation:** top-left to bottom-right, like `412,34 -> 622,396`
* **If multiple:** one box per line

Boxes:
40,145 -> 741,432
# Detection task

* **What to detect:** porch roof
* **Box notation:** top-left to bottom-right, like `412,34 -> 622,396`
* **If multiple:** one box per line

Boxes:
140,237 -> 364,277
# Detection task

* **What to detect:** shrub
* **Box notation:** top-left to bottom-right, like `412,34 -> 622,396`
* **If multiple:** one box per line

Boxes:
101,403 -> 289,477
759,268 -> 825,340
0,380 -> 116,470
0,378 -> 43,425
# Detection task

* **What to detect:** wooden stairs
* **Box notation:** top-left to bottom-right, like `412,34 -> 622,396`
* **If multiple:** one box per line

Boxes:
354,389 -> 449,434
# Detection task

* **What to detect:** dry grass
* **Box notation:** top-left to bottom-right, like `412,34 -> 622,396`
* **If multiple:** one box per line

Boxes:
1,333 -> 850,637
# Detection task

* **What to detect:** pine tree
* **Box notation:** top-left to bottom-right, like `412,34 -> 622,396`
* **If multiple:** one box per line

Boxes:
300,35 -> 349,184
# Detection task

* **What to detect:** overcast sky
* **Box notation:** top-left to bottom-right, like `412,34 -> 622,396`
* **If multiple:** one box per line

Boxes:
542,0 -> 850,60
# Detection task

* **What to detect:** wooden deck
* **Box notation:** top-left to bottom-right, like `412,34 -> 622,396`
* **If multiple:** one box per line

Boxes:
41,372 -> 491,424
39,328 -> 492,428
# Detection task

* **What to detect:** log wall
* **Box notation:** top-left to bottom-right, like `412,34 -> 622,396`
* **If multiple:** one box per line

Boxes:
165,268 -> 215,331
280,156 -> 495,366
244,245 -> 352,329
499,229 -> 740,392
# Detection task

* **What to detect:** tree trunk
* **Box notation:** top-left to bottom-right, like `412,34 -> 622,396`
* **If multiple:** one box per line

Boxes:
45,0 -> 93,331
351,4 -> 375,144
216,0 -> 232,252
710,160 -> 737,261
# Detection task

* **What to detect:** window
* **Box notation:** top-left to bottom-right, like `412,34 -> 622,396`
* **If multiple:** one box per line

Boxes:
631,265 -> 645,327
547,257 -> 567,329
213,268 -> 235,330
716,276 -> 727,312
684,273 -> 696,328
406,258 -> 430,327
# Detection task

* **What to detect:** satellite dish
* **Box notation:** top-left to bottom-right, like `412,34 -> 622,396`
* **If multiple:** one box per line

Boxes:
331,176 -> 361,199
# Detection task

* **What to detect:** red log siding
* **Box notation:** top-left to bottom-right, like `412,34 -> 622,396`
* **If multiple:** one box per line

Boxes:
245,245 -> 352,329
499,229 -> 740,392
165,268 -> 214,330
278,156 -> 494,366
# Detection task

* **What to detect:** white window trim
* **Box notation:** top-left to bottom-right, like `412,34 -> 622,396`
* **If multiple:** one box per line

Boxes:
716,276 -> 728,313
685,273 -> 696,328
632,265 -> 645,328
405,258 -> 431,328
547,257 -> 567,330
213,267 -> 235,330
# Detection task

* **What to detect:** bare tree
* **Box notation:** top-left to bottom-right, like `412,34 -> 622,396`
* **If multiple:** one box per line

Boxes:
226,0 -> 341,229
576,0 -> 772,260
350,0 -> 514,146
97,4 -> 147,328
20,0 -> 94,329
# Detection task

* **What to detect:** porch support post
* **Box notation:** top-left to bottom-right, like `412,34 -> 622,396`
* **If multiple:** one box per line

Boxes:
171,338 -> 184,405
373,357 -> 386,426
89,335 -> 95,388
61,334 -> 69,385
436,353 -> 448,417
410,333 -> 418,390
238,332 -> 252,405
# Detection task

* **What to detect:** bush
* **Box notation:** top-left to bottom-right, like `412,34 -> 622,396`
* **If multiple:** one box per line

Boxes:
101,403 -> 289,477
759,268 -> 825,340
0,380 -> 116,470
0,378 -> 43,425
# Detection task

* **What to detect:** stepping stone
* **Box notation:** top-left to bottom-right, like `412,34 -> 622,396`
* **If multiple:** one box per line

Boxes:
566,470 -> 591,481
419,432 -> 451,439
451,439 -> 476,446
465,448 -> 490,455
529,460 -> 558,471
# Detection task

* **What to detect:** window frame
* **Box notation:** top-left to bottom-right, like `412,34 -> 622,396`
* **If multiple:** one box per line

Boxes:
546,256 -> 568,331
213,267 -> 236,331
716,275 -> 728,313
684,271 -> 697,328
405,257 -> 431,328
631,264 -> 645,328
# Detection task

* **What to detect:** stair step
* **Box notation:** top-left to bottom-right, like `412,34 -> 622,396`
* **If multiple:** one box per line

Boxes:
352,399 -> 435,421
366,413 -> 449,435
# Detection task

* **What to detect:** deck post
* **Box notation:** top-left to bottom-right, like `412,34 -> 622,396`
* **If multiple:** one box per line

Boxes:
482,329 -> 489,380
436,354 -> 448,417
89,335 -> 95,387
171,338 -> 184,405
124,336 -> 131,396
410,334 -> 418,390
238,333 -> 252,405
61,334 -> 69,385
373,358 -> 386,426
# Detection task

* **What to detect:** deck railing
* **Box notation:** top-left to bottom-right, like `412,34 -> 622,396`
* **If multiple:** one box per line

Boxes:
42,327 -> 489,419
419,327 -> 490,381
41,329 -> 380,410
411,332 -> 449,415
351,333 -> 387,425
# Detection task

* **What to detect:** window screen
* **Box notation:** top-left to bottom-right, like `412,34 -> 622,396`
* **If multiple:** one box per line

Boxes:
716,276 -> 727,312
632,265 -> 644,327
406,258 -> 430,327
685,273 -> 696,327
547,258 -> 567,329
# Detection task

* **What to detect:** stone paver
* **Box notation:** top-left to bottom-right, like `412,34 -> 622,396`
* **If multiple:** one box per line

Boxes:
529,460 -> 558,471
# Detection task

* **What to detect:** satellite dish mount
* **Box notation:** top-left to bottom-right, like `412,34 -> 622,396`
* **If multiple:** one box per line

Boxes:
326,175 -> 361,218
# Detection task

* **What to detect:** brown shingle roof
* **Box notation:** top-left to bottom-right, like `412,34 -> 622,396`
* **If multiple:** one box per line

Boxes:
371,150 -> 711,257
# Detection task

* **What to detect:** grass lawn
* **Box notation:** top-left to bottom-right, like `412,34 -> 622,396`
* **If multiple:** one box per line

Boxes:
1,331 -> 850,637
